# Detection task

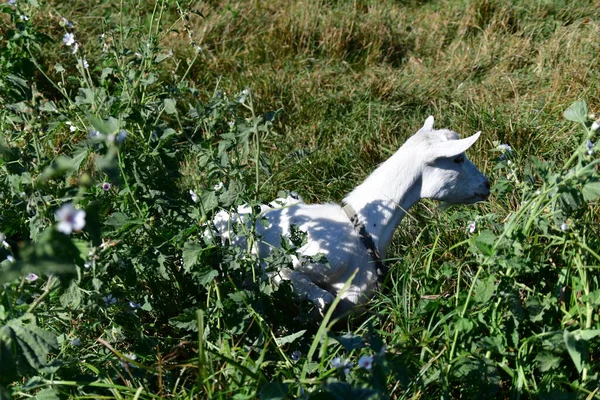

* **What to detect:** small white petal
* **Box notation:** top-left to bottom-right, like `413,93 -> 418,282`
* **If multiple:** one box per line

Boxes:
62,33 -> 75,46
358,355 -> 374,370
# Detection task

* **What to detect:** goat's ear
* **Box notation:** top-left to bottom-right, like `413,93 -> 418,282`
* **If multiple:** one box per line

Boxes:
430,131 -> 481,159
419,115 -> 435,132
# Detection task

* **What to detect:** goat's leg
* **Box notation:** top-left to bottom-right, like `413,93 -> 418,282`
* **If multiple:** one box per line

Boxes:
277,268 -> 335,315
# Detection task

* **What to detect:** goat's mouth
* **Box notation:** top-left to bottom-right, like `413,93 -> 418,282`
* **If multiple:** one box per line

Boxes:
474,191 -> 491,200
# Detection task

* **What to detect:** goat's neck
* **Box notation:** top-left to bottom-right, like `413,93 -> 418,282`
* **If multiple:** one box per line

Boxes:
342,147 -> 422,258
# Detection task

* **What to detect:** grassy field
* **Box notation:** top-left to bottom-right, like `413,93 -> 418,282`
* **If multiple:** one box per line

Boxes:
1,0 -> 600,398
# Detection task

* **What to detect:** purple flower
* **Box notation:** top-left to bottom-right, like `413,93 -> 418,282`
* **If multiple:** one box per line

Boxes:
26,273 -> 38,282
103,294 -> 116,306
102,182 -> 111,191
116,130 -> 128,143
291,350 -> 302,361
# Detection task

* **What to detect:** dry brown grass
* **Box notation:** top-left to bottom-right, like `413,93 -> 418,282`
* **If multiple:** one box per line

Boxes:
47,0 -> 600,199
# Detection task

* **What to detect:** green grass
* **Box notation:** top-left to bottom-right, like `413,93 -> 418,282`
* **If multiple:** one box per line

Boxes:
1,0 -> 600,398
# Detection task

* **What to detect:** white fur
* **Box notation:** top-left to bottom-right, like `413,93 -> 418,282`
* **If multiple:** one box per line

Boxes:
212,116 -> 490,317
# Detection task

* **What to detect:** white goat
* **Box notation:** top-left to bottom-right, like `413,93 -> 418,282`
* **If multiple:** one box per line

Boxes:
215,116 -> 490,318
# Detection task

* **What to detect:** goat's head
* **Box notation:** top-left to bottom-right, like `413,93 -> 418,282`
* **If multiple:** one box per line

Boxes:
410,116 -> 490,204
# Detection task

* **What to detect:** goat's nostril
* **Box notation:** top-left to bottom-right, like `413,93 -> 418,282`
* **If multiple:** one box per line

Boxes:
484,180 -> 491,190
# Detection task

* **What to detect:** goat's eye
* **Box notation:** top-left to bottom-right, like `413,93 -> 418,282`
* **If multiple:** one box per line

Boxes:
454,155 -> 465,164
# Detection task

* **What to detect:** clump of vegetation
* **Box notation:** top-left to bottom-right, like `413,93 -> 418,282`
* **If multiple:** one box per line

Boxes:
1,0 -> 599,398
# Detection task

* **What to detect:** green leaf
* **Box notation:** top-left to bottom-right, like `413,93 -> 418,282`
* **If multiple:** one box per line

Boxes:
5,315 -> 58,371
100,67 -> 113,83
259,382 -> 288,400
578,329 -> 600,341
75,88 -> 95,105
33,388 -> 60,400
275,330 -> 306,346
182,242 -> 202,272
201,191 -> 219,213
40,147 -> 89,181
582,181 -> 600,202
563,99 -> 588,123
104,212 -> 143,230
329,332 -> 366,352
563,329 -> 587,373
1,229 -> 81,284
60,281 -> 82,309
320,382 -> 377,400
163,98 -> 177,115
38,101 -> 58,113
535,352 -> 561,372
455,318 -> 474,333
194,267 -> 218,288
473,230 -> 496,256
154,53 -> 171,63
89,115 -> 119,136
474,274 -> 498,304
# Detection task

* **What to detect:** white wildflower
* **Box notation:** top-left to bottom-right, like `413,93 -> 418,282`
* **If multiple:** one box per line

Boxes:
592,119 -> 600,132
62,33 -> 75,46
56,203 -> 86,234
129,300 -> 141,309
330,356 -> 353,374
560,222 -> 568,232
190,189 -> 199,203
213,182 -> 224,191
358,354 -> 374,370
72,42 -> 79,54
498,143 -> 513,152
25,273 -> 38,282
468,221 -> 476,234
120,353 -> 137,369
